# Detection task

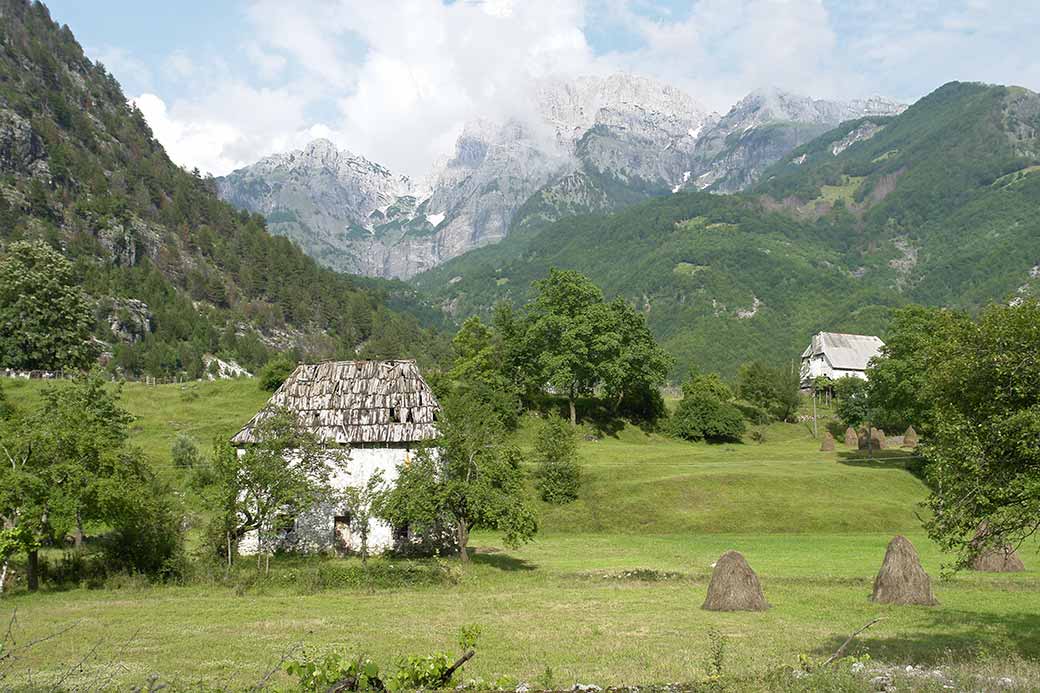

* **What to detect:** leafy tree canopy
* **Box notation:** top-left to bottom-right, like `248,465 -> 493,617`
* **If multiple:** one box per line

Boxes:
0,241 -> 93,370
378,393 -> 537,561
915,300 -> 1040,567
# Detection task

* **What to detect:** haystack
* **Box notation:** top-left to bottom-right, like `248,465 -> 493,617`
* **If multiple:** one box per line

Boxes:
702,550 -> 768,611
903,426 -> 919,447
859,428 -> 886,451
820,432 -> 835,451
844,426 -> 858,447
870,535 -> 937,605
969,524 -> 1025,573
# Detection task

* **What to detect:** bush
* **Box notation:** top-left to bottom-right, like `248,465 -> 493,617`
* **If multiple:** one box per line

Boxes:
257,353 -> 296,392
170,433 -> 202,469
733,400 -> 771,425
534,414 -> 581,503
671,394 -> 745,443
670,371 -> 746,443
100,470 -> 186,580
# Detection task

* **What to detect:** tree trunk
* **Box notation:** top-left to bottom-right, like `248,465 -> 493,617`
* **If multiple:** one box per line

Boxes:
568,391 -> 577,427
73,509 -> 84,549
0,560 -> 8,596
456,519 -> 469,562
27,549 -> 39,592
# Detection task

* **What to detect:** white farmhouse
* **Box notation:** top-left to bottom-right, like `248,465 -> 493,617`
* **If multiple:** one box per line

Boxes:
231,359 -> 440,556
800,332 -> 885,387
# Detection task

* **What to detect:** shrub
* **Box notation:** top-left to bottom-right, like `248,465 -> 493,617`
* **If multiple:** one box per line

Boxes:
100,470 -> 186,580
170,434 -> 202,469
671,394 -> 745,442
534,414 -> 581,503
733,400 -> 771,425
257,353 -> 296,391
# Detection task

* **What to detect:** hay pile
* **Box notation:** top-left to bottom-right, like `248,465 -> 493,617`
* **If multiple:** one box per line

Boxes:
702,550 -> 768,612
859,428 -> 886,450
820,432 -> 835,451
871,535 -> 937,605
969,525 -> 1025,572
844,427 -> 858,447
903,426 -> 919,447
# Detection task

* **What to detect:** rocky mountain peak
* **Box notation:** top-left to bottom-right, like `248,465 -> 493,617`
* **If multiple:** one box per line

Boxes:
217,74 -> 909,279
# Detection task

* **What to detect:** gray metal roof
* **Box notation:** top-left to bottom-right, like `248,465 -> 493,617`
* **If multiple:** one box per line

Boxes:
801,332 -> 885,371
231,360 -> 440,446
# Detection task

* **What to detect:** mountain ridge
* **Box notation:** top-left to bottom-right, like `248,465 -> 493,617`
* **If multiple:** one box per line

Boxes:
216,75 -> 904,279
410,81 -> 1040,376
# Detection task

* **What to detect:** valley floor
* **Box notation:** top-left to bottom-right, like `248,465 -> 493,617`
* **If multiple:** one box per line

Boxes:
1,379 -> 1037,690
3,533 -> 1038,690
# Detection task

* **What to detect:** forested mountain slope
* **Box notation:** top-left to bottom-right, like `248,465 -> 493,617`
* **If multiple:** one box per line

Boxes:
754,81 -> 1040,309
0,0 -> 447,377
414,82 -> 1040,377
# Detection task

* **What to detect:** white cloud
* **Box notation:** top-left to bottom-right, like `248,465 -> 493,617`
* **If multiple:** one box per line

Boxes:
127,0 -> 1040,178
600,0 -> 859,112
92,44 -> 152,93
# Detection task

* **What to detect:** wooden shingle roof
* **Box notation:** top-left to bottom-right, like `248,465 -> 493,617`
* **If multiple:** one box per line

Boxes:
231,360 -> 440,446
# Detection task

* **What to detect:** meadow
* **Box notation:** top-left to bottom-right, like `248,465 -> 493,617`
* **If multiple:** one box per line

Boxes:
1,377 -> 1037,690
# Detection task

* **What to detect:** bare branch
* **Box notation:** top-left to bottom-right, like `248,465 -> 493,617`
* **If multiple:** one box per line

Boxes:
251,642 -> 302,692
824,617 -> 883,666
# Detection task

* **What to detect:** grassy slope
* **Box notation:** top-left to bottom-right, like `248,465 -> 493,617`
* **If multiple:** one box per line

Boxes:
2,378 -> 1038,689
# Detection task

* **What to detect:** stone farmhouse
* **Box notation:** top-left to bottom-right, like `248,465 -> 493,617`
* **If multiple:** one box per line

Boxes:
231,359 -> 440,556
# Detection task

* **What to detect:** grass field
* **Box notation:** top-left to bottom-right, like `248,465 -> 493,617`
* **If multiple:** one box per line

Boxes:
1,378 -> 1037,690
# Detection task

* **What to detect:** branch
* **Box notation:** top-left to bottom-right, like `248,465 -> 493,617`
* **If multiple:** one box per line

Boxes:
823,618 -> 882,666
251,642 -> 302,692
437,650 -> 475,686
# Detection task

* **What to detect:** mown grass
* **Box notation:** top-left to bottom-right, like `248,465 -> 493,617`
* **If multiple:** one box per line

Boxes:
1,378 -> 1037,690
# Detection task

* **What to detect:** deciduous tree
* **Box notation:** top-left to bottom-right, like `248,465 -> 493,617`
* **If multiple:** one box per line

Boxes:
0,241 -> 93,370
917,300 -> 1040,567
378,394 -> 536,561
671,371 -> 745,443
207,407 -> 344,572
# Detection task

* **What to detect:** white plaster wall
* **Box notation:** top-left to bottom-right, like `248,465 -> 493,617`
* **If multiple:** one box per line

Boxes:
238,446 -> 411,556
801,355 -> 869,384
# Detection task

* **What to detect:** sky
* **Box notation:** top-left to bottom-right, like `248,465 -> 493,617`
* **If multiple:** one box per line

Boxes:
44,0 -> 1040,178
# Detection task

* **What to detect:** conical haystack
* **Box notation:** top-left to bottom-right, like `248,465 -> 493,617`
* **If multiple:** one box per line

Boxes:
871,535 -> 937,605
844,427 -> 859,447
702,550 -> 768,611
860,428 -> 886,450
969,524 -> 1025,573
903,426 -> 919,447
820,432 -> 835,451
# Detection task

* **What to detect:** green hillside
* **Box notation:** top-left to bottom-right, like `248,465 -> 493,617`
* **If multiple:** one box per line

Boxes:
0,0 -> 447,377
415,190 -> 903,377
1,376 -> 929,536
414,82 -> 1040,377
755,81 -> 1040,308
